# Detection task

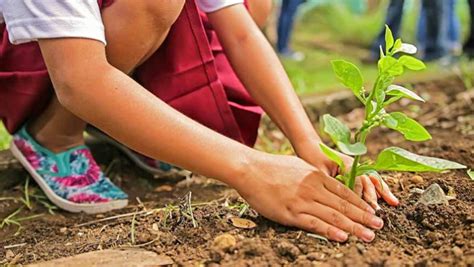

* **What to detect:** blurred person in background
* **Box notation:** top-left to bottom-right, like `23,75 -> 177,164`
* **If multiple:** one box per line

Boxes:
364,0 -> 405,63
365,0 -> 452,63
277,0 -> 306,61
418,0 -> 452,62
417,0 -> 461,59
464,0 -> 474,57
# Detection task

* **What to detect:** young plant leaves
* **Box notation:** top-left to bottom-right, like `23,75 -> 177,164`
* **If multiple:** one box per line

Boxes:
378,56 -> 404,76
331,60 -> 364,98
373,147 -> 466,172
321,114 -> 350,144
382,112 -> 432,141
337,141 -> 367,156
393,38 -> 402,52
386,85 -> 425,102
399,55 -> 426,71
384,25 -> 394,54
319,143 -> 346,173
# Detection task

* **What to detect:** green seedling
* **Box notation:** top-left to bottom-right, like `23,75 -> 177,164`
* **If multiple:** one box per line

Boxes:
320,26 -> 466,190
0,207 -> 43,236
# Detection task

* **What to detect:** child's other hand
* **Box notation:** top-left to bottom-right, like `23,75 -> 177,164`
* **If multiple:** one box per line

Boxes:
236,153 -> 384,243
299,146 -> 399,210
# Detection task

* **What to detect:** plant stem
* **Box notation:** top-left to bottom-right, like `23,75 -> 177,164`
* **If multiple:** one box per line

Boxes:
348,155 -> 360,189
348,129 -> 370,190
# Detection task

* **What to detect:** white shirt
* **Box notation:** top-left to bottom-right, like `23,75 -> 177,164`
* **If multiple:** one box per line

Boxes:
0,0 -> 243,45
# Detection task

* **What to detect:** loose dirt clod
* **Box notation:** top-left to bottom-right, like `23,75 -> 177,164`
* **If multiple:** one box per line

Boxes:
410,175 -> 424,185
275,241 -> 300,260
212,233 -> 236,251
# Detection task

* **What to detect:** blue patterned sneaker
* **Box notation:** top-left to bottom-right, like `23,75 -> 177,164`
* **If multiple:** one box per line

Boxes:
9,125 -> 128,214
87,127 -> 190,177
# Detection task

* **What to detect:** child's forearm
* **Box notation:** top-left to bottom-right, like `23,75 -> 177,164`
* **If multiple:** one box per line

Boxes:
38,38 -> 256,189
208,5 -> 322,156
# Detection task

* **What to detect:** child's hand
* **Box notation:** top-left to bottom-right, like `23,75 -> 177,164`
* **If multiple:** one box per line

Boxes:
339,154 -> 399,209
236,153 -> 384,243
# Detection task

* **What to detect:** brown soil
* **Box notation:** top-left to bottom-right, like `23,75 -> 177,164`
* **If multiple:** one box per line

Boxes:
0,78 -> 473,266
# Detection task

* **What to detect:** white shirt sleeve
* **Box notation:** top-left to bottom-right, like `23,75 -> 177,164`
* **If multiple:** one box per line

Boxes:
196,0 -> 244,13
2,0 -> 106,45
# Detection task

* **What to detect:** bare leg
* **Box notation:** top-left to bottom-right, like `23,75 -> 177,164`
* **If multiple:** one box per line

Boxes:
29,0 -> 185,153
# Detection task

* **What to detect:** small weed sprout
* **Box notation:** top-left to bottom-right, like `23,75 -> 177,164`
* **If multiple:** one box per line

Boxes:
320,26 -> 466,190
178,192 -> 198,228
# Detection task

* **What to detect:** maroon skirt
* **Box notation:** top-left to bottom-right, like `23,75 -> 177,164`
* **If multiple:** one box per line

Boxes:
0,0 -> 262,147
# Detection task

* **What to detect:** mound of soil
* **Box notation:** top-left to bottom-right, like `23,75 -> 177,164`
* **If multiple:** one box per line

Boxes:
0,78 -> 473,266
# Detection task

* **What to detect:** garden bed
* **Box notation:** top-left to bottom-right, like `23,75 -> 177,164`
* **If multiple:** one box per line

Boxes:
0,77 -> 473,266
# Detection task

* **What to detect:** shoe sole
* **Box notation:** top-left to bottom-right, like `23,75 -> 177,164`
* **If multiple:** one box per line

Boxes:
86,127 -> 190,177
10,141 -> 128,214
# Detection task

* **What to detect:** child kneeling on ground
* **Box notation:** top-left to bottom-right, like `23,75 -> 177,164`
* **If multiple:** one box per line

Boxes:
0,0 -> 398,242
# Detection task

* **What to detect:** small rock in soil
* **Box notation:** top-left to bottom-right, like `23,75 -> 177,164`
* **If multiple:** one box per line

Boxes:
229,217 -> 257,229
452,246 -> 463,257
410,175 -> 424,185
306,252 -> 325,261
275,241 -> 300,260
5,250 -> 14,260
425,231 -> 444,244
356,243 -> 366,254
410,188 -> 425,194
447,186 -> 457,198
153,185 -> 173,192
212,233 -> 236,252
416,183 -> 448,206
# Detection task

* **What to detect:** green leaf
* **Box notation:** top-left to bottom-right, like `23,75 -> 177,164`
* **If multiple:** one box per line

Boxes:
367,101 -> 378,116
393,38 -> 402,52
399,55 -> 426,71
468,169 -> 474,180
319,143 -> 345,173
383,112 -> 431,141
386,85 -> 425,102
336,141 -> 367,156
375,86 -> 386,106
331,60 -> 364,97
378,56 -> 404,76
335,174 -> 347,183
374,147 -> 466,172
321,114 -> 350,144
385,25 -> 394,54
379,45 -> 385,59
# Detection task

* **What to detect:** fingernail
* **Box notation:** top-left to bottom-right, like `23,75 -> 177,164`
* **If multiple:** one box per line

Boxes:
391,192 -> 399,203
362,229 -> 375,242
371,217 -> 384,229
336,231 -> 348,242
